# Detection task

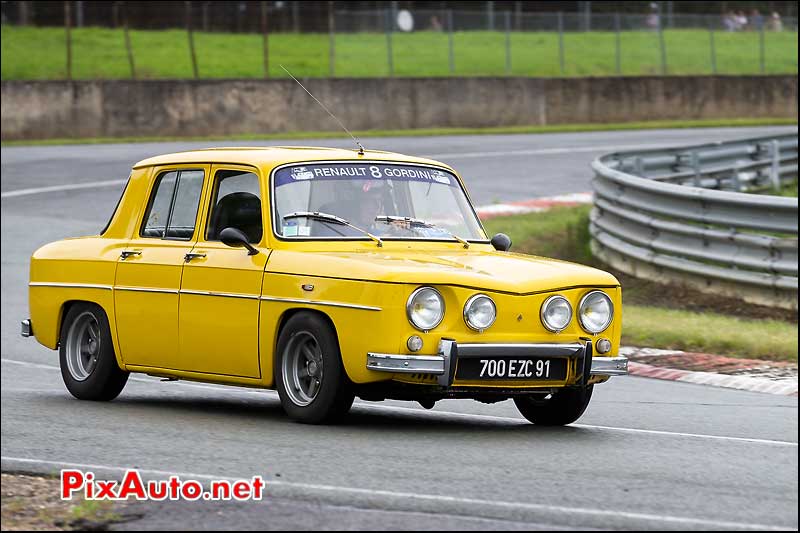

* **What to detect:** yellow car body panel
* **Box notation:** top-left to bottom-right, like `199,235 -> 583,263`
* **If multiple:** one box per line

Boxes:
27,147 -> 622,392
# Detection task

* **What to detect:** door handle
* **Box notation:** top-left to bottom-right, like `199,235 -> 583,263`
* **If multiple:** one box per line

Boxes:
184,252 -> 207,262
120,250 -> 141,260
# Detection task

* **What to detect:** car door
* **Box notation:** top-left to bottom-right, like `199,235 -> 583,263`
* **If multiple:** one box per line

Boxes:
114,166 -> 208,370
177,165 -> 268,378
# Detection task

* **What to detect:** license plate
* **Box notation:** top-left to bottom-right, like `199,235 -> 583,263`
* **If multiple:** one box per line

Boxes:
455,357 -> 567,381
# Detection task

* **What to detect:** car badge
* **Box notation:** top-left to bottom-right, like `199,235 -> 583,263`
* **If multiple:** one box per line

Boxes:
291,167 -> 315,181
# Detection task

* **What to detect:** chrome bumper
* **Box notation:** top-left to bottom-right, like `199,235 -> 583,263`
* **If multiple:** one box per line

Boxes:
20,319 -> 32,338
591,356 -> 628,376
367,339 -> 628,386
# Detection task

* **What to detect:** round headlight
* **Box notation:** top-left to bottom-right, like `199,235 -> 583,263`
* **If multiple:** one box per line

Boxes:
579,291 -> 613,334
406,287 -> 445,331
463,294 -> 496,331
540,295 -> 572,332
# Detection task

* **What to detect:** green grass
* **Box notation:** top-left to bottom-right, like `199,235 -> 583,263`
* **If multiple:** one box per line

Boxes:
622,305 -> 797,360
2,118 -> 796,147
483,207 -> 798,361
2,26 -> 797,80
778,180 -> 798,197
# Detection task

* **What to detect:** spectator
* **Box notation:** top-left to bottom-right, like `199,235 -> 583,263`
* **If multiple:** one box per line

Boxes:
736,11 -> 748,31
430,14 -> 442,31
723,10 -> 737,32
769,12 -> 783,32
750,9 -> 764,31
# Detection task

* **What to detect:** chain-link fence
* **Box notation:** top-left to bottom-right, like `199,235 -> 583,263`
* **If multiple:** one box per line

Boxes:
1,2 -> 797,80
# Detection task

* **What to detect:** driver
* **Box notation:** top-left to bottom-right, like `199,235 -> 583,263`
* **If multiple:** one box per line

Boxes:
351,180 -> 384,231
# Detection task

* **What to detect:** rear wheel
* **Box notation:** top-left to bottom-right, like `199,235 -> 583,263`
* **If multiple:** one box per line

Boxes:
59,303 -> 128,401
275,312 -> 354,424
514,386 -> 593,426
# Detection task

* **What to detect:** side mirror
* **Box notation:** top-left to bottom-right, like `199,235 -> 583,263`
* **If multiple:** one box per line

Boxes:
220,227 -> 259,256
490,233 -> 512,252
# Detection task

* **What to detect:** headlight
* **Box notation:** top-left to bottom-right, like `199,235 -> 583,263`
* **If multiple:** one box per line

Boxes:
540,295 -> 572,332
406,287 -> 445,331
578,291 -> 613,334
463,294 -> 496,331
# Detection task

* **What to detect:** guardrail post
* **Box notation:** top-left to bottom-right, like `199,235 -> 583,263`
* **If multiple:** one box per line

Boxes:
691,151 -> 701,187
731,161 -> 742,191
634,157 -> 644,176
771,140 -> 781,191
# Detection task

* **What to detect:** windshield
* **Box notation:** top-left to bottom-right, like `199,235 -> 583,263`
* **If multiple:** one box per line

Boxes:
272,162 -> 486,241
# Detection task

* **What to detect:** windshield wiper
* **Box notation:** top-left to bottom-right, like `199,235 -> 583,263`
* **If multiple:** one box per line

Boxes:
283,211 -> 383,247
375,215 -> 470,248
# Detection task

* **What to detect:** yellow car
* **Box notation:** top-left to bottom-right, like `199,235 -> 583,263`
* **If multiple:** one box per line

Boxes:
22,147 -> 627,425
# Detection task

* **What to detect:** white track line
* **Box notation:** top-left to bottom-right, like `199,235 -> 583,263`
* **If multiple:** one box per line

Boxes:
1,456 -> 793,531
1,179 -> 128,199
3,358 -> 796,447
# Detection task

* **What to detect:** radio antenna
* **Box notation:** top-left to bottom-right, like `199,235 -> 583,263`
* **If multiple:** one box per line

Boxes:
280,64 -> 365,156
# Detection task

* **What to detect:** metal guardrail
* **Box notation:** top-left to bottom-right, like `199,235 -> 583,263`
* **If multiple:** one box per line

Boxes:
590,134 -> 799,310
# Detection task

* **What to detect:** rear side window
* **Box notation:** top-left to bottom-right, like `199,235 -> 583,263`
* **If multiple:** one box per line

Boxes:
141,170 -> 204,239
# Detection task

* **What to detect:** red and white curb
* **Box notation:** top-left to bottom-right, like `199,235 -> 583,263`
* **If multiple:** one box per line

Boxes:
621,347 -> 798,397
474,192 -> 593,220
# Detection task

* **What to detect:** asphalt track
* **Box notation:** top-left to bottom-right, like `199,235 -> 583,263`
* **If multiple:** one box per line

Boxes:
1,126 -> 798,530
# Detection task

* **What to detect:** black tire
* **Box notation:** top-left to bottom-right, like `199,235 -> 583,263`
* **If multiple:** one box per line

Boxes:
275,312 -> 354,424
59,302 -> 129,401
514,385 -> 594,426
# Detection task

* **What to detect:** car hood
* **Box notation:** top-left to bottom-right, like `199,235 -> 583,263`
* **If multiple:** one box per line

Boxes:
266,248 -> 619,294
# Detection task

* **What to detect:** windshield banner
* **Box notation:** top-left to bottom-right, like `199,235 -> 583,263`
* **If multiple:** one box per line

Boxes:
274,163 -> 454,187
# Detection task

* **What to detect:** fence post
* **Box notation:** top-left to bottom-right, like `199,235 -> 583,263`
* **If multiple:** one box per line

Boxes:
328,1 -> 335,77
771,140 -> 781,191
386,8 -> 394,77
447,10 -> 455,75
19,1 -> 31,25
64,1 -> 72,80
614,12 -> 621,75
186,1 -> 199,79
75,0 -> 84,27
657,14 -> 667,75
709,22 -> 717,74
487,0 -> 494,31
557,12 -> 565,76
505,11 -> 511,75
123,1 -> 136,79
759,23 -> 765,74
261,1 -> 269,78
202,1 -> 209,31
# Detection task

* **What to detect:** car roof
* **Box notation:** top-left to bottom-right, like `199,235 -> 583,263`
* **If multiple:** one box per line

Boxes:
132,146 -> 454,173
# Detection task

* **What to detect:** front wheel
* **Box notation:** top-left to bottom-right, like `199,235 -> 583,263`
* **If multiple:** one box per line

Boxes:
514,385 -> 593,426
59,303 -> 129,401
275,312 -> 354,424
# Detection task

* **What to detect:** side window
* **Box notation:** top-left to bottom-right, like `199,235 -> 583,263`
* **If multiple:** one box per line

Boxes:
206,170 -> 263,244
140,170 -> 204,239
165,171 -> 204,238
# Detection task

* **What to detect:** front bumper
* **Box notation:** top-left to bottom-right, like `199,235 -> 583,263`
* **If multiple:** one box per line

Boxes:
367,339 -> 628,387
